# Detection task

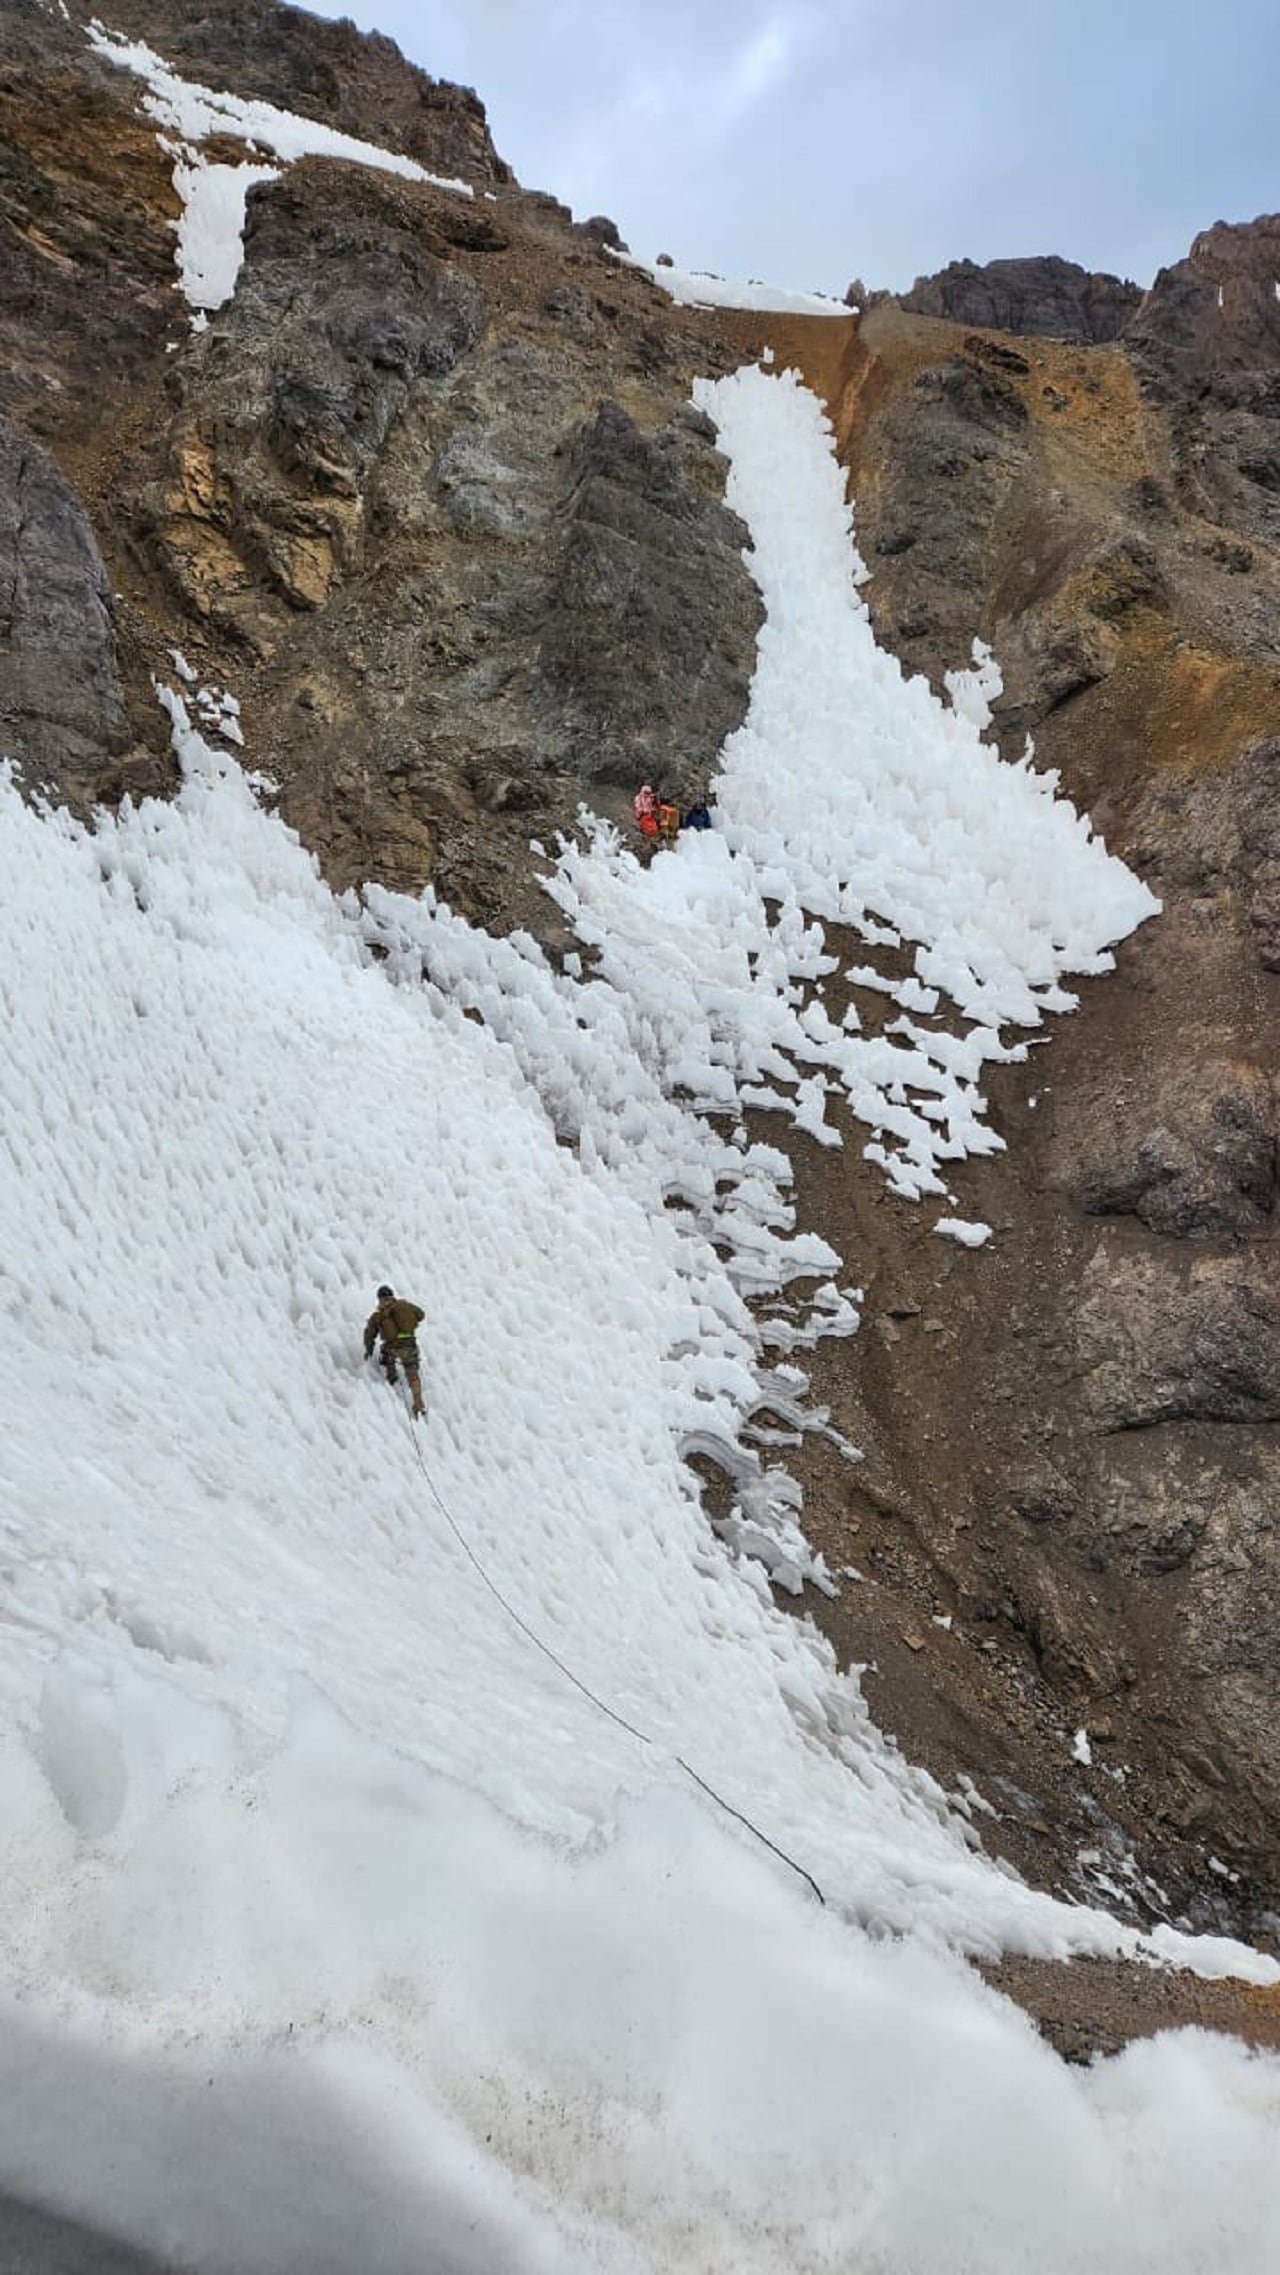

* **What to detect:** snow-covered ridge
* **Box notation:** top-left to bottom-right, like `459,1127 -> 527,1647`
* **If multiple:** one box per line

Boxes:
608,241 -> 851,316
88,19 -> 473,314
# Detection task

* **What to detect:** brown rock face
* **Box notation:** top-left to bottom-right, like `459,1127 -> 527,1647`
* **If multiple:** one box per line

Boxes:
1078,1247 -> 1280,1430
0,34 -> 178,439
1,0 -> 763,930
1061,1058 -> 1276,1239
1127,215 -> 1280,402
769,231 -> 1280,1931
1126,215 -> 1280,570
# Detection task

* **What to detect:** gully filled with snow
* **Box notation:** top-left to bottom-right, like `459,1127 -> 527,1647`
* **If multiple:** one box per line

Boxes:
1,364 -> 1277,2273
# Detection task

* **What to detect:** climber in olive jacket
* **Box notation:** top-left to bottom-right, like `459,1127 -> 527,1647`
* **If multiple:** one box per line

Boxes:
364,1284 -> 426,1418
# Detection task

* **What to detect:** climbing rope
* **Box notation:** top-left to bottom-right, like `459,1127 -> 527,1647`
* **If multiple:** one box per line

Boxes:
394,1393 -> 825,1907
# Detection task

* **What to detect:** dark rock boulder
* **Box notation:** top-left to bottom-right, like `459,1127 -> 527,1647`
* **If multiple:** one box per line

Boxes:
853,342 -> 1035,670
1131,737 -> 1280,969
910,353 -> 1029,431
1076,1435 -> 1214,1576
580,214 -> 627,252
1077,1433 -> 1280,1860
1078,1247 -> 1280,1428
994,534 -> 1171,733
1058,1059 -> 1276,1239
0,414 -> 133,787
539,400 -> 760,789
899,255 -> 1142,343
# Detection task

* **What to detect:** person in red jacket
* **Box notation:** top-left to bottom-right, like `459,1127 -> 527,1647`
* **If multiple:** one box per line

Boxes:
633,783 -> 659,844
364,1284 -> 426,1418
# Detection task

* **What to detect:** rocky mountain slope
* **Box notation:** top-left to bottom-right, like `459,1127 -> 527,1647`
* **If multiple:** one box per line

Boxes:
2,0 -> 764,931
4,0 -> 1280,2039
794,235 -> 1280,1950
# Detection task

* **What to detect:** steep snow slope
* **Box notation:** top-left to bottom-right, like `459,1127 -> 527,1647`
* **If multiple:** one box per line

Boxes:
547,368 -> 1158,1206
1,366 -> 1277,2274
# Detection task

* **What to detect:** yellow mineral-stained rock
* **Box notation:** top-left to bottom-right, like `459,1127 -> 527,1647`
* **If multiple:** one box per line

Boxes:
173,434 -> 221,520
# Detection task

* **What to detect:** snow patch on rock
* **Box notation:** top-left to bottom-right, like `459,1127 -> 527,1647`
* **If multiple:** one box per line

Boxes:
88,20 -> 472,312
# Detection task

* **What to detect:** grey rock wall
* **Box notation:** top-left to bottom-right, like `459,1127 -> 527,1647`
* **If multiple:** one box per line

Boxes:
0,416 -> 131,783
899,254 -> 1142,343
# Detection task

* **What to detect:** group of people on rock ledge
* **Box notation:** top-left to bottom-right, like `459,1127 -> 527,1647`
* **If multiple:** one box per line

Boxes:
632,783 -> 713,849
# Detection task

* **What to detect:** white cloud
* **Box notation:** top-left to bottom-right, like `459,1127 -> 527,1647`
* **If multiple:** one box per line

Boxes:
523,4 -> 824,242
308,0 -> 1279,300
715,10 -> 822,133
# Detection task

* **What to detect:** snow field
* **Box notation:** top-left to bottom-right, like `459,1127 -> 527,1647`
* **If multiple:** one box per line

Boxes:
5,1737 -> 1280,2274
2,719 -> 1274,2270
0,720 -> 1163,1968
1,354 -> 1277,2269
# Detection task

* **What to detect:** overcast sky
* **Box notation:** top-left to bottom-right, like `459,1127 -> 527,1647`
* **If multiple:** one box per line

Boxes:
308,0 -> 1276,296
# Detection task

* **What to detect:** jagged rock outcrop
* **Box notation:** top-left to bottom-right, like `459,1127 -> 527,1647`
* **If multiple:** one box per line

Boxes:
899,254 -> 1142,343
1126,216 -> 1280,567
130,166 -> 491,642
1127,216 -> 1280,401
104,151 -> 760,919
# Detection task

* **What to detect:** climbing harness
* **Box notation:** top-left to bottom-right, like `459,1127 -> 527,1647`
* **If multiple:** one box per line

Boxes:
394,1392 -> 826,1907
